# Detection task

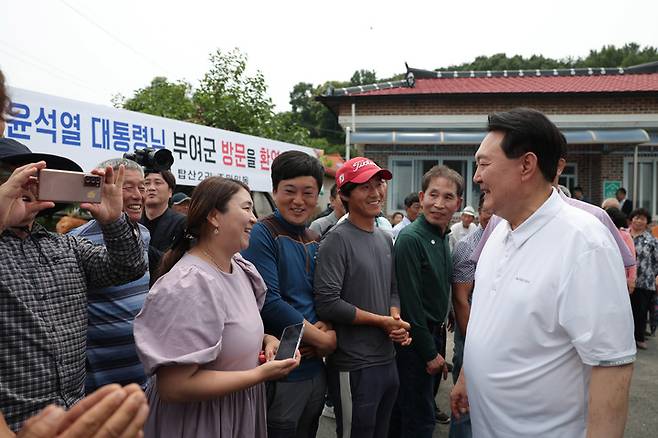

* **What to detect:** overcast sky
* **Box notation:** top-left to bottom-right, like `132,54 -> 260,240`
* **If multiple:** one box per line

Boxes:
1,0 -> 656,112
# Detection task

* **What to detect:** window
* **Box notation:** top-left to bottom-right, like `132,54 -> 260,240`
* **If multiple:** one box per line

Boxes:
624,158 -> 656,216
558,163 -> 578,193
388,156 -> 477,212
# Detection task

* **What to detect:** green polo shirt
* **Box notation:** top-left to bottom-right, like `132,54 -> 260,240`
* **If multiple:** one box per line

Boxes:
394,214 -> 452,362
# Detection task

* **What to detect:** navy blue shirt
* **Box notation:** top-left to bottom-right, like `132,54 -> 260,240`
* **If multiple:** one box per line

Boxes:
241,210 -> 323,381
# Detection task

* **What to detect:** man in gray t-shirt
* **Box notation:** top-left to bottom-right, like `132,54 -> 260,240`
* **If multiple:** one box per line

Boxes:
314,157 -> 411,438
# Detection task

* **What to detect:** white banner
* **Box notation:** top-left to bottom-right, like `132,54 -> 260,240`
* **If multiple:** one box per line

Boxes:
3,87 -> 320,192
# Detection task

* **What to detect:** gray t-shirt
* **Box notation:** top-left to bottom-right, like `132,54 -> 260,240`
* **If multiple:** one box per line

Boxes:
314,220 -> 400,371
309,211 -> 339,237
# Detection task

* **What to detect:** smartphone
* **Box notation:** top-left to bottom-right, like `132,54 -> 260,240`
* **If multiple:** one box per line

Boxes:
274,322 -> 305,361
38,169 -> 103,203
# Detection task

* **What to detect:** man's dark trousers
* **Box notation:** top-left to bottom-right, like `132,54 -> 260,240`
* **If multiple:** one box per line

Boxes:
389,345 -> 436,438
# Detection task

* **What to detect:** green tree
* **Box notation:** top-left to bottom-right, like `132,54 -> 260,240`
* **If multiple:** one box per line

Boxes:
350,69 -> 377,85
119,77 -> 195,121
439,43 -> 658,72
193,48 -> 277,137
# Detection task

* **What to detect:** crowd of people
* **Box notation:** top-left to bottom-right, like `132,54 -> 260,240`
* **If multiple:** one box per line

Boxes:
1,67 -> 655,438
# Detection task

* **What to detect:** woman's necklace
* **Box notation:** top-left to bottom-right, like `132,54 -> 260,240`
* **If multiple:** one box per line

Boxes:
201,248 -> 227,273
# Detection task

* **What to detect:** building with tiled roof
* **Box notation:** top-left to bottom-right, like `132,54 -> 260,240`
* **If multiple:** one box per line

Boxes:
318,62 -> 658,214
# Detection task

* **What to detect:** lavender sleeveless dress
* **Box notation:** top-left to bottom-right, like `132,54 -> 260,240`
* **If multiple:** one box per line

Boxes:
134,253 -> 267,438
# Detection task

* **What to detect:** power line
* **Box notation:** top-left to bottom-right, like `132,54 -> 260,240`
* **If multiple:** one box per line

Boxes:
0,40 -> 99,93
0,46 -> 107,99
57,0 -> 169,73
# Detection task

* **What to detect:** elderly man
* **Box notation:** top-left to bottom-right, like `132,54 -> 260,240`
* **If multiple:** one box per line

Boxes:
451,108 -> 635,438
0,139 -> 146,431
449,206 -> 477,252
69,158 -> 151,393
389,165 -> 463,438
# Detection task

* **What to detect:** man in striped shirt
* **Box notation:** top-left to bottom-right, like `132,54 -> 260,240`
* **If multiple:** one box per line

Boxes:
70,158 -> 150,392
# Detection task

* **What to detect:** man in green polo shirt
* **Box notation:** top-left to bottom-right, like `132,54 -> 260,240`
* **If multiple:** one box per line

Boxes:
389,165 -> 464,438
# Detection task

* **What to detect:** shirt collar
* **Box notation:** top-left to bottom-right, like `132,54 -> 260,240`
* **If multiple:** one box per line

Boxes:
273,209 -> 307,235
418,214 -> 448,238
506,188 -> 563,249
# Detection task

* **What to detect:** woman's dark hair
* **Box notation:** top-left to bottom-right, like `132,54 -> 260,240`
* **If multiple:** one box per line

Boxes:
1,69 -> 12,122
154,176 -> 250,281
628,208 -> 652,224
487,108 -> 565,183
271,150 -> 324,192
605,207 -> 628,229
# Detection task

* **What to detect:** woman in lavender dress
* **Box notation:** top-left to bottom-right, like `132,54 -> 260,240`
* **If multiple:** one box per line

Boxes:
134,177 -> 299,438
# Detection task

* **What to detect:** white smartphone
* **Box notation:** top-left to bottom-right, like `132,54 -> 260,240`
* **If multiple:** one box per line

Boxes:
274,322 -> 305,360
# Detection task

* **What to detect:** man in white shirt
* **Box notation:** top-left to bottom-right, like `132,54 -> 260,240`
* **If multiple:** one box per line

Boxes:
450,108 -> 635,438
392,193 -> 420,240
448,205 -> 477,251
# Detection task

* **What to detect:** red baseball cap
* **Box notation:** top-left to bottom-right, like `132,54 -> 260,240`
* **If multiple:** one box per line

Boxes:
336,157 -> 393,189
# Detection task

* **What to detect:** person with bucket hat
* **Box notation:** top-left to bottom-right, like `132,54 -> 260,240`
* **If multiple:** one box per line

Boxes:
0,137 -> 147,431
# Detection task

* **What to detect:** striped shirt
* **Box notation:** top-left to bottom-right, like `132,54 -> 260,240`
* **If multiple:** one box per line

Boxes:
69,220 -> 150,393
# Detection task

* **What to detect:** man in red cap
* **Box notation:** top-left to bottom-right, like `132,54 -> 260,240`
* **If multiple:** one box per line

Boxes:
314,157 -> 412,438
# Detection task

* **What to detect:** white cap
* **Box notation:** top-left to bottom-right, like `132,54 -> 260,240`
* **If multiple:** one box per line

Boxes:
462,206 -> 476,217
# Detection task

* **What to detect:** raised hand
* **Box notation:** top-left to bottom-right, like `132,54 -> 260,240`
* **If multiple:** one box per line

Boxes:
81,165 -> 125,225
0,161 -> 54,231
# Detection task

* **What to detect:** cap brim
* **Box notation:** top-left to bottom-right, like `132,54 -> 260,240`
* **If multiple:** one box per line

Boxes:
350,168 -> 393,185
2,153 -> 83,217
2,153 -> 82,172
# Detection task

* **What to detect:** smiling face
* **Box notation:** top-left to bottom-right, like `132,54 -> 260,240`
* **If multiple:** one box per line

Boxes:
473,131 -> 522,218
144,172 -> 172,209
630,213 -> 649,234
419,176 -> 462,229
213,187 -> 257,253
121,169 -> 145,222
343,176 -> 387,220
461,213 -> 474,227
272,176 -> 319,226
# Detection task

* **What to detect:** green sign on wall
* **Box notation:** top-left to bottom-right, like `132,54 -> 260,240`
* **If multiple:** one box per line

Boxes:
603,180 -> 622,200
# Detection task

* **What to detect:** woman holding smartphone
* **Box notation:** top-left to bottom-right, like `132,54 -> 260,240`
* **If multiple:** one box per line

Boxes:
134,176 -> 299,438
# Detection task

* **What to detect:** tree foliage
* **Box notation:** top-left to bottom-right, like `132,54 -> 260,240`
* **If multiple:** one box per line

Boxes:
440,43 -> 658,71
119,77 -> 195,121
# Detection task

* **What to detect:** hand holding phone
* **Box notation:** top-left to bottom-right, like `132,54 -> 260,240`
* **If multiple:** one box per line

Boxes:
274,323 -> 305,361
37,169 -> 103,203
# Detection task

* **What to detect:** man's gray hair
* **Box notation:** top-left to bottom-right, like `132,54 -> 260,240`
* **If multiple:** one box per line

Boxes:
421,165 -> 464,197
96,158 -> 144,176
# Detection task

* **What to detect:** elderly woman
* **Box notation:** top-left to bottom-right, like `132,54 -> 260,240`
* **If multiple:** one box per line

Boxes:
606,207 -> 636,294
628,208 -> 658,349
134,176 -> 300,438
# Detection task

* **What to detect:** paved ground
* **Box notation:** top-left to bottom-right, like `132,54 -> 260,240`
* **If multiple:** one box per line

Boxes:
317,331 -> 658,437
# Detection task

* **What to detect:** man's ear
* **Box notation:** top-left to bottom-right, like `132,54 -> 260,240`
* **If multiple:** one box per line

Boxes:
519,152 -> 539,182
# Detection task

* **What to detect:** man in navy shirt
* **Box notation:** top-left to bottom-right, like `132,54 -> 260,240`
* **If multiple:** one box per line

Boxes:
242,150 -> 336,438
